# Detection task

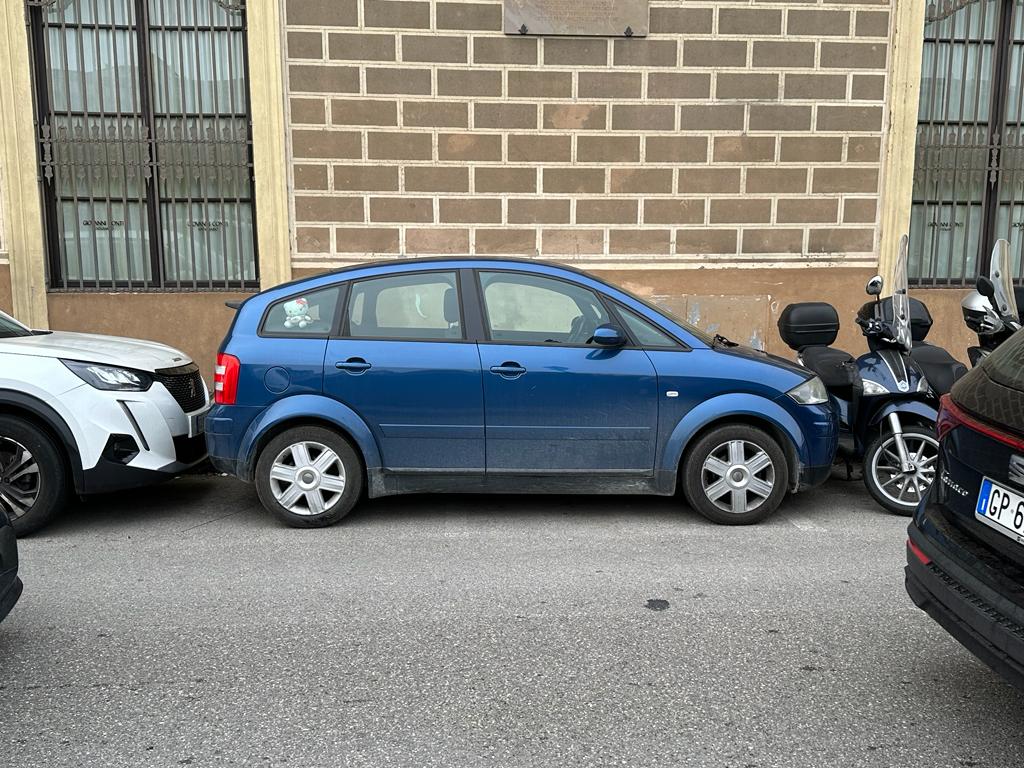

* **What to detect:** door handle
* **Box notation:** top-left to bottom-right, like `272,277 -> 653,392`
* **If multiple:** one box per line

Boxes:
336,357 -> 372,373
489,362 -> 526,379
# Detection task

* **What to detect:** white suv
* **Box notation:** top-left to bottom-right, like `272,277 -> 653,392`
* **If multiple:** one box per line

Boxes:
0,310 -> 210,535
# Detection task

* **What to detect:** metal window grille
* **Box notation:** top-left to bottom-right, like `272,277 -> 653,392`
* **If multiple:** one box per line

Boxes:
911,0 -> 1024,286
26,0 -> 258,292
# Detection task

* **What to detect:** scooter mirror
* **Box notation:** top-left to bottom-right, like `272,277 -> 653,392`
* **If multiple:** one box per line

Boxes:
866,275 -> 884,296
977,275 -> 996,300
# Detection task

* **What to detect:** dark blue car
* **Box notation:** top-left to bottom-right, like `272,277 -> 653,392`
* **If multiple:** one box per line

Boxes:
208,259 -> 837,527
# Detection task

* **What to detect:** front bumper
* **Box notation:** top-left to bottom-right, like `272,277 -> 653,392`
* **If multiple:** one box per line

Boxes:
798,462 -> 833,491
0,575 -> 23,624
906,503 -> 1024,691
61,383 -> 210,495
0,519 -> 21,623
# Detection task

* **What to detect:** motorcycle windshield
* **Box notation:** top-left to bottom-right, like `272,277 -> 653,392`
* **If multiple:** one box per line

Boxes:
891,235 -> 913,352
989,239 -> 1019,322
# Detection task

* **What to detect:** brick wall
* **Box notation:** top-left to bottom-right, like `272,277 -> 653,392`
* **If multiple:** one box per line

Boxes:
283,0 -> 892,271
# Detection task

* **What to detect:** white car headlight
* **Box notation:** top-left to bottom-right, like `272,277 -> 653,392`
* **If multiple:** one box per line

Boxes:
787,376 -> 828,405
62,360 -> 153,391
917,376 -> 931,394
861,378 -> 889,396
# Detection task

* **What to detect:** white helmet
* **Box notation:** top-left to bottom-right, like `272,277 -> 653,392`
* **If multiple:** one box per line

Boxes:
962,290 -> 1004,336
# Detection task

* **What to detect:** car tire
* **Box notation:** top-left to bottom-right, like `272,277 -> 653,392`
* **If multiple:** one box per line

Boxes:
682,424 -> 788,526
863,424 -> 938,517
255,426 -> 363,528
0,415 -> 69,536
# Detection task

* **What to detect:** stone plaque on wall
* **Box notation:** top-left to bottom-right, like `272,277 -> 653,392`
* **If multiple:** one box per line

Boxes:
503,0 -> 649,37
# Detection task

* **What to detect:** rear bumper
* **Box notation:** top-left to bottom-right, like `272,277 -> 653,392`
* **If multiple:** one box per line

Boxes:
906,506 -> 1024,691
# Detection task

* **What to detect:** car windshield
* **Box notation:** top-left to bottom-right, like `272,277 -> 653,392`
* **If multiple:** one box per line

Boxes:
0,311 -> 31,339
612,286 -> 717,346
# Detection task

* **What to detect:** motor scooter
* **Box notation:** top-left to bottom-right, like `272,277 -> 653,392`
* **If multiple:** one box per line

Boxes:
778,236 -> 953,516
962,239 -> 1022,366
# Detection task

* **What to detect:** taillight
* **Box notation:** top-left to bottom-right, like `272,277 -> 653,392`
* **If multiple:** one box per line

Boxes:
936,393 -> 1024,451
214,353 -> 240,405
935,394 -> 960,442
907,538 -> 931,565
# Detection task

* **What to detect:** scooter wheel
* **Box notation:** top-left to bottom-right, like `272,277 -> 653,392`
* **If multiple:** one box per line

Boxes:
862,425 -> 939,516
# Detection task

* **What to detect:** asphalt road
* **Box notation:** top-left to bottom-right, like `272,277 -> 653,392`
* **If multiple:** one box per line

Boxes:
1,474 -> 1022,768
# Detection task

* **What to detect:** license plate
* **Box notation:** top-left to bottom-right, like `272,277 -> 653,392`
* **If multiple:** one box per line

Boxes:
975,477 -> 1024,545
188,409 -> 208,438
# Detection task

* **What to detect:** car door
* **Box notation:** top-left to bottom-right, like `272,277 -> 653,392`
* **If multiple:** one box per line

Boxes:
323,270 -> 485,473
475,270 -> 659,474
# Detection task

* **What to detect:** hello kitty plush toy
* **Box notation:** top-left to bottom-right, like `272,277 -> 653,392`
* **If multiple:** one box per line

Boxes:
283,297 -> 312,329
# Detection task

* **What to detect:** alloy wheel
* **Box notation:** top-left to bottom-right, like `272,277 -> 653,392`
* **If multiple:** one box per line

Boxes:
701,440 -> 776,515
870,433 -> 938,508
269,441 -> 347,516
0,437 -> 41,521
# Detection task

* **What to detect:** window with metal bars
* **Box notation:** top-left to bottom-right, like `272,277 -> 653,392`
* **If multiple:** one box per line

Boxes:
911,0 -> 1024,287
27,0 -> 258,292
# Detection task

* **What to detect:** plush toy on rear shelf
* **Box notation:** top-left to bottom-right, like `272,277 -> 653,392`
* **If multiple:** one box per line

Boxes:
282,297 -> 312,329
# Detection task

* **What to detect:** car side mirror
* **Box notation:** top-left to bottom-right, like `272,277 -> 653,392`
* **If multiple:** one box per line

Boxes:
866,275 -> 884,296
592,324 -> 627,347
977,275 -> 996,300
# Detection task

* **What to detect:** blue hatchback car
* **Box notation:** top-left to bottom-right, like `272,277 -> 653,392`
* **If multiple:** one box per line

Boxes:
208,259 -> 837,527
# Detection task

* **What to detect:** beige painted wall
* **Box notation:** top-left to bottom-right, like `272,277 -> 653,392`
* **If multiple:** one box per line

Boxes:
0,264 -> 11,314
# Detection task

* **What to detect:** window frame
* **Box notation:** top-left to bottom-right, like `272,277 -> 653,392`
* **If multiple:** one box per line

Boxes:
257,282 -> 348,340
606,301 -> 687,351
337,269 -> 469,344
28,1 -> 259,293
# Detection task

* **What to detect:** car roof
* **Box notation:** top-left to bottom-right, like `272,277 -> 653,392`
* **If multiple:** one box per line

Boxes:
269,256 -> 594,295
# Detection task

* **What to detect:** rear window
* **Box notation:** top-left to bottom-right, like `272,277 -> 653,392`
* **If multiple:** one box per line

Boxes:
261,286 -> 341,337
981,327 -> 1024,391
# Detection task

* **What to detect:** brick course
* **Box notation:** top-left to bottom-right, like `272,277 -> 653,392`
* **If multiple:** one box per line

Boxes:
286,0 -> 889,266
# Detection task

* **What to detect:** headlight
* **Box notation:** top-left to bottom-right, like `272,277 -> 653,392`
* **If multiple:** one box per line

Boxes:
787,376 -> 828,405
861,378 -> 889,396
917,376 -> 931,394
62,360 -> 153,391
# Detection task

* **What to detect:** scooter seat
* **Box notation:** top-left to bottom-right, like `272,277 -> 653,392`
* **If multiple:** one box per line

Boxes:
910,342 -> 968,396
799,345 -> 856,389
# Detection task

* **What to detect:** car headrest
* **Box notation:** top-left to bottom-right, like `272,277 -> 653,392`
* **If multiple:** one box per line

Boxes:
443,288 -> 460,324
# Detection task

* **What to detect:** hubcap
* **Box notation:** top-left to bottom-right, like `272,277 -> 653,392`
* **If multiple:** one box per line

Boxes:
269,441 -> 346,516
871,434 -> 939,508
701,440 -> 775,515
0,437 -> 41,520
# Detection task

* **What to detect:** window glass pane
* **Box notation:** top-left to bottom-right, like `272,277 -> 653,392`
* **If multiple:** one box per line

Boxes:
160,201 -> 255,285
263,286 -> 341,337
148,0 -> 243,28
918,41 -> 993,123
48,27 -> 139,114
480,272 -> 610,344
150,30 -> 247,115
50,117 -> 149,200
59,200 -> 151,283
909,203 -> 982,281
617,306 -> 677,347
154,117 -> 250,199
347,272 -> 462,340
46,0 -> 135,26
924,0 -> 999,40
